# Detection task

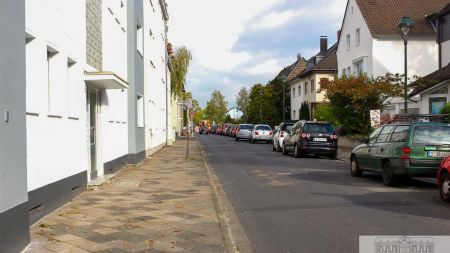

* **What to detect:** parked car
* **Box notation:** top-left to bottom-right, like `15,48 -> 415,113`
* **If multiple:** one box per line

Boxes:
438,156 -> 450,202
199,126 -> 208,135
272,122 -> 295,152
350,121 -> 450,186
231,125 -> 238,137
283,121 -> 337,159
221,123 -> 231,136
226,125 -> 234,136
235,124 -> 254,141
249,124 -> 273,143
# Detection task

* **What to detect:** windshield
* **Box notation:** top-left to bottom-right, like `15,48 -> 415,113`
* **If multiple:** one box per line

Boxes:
412,125 -> 450,146
240,124 -> 253,130
256,125 -> 271,131
303,123 -> 334,133
282,124 -> 294,131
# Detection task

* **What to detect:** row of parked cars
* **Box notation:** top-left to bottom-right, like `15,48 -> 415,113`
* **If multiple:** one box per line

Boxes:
212,115 -> 450,203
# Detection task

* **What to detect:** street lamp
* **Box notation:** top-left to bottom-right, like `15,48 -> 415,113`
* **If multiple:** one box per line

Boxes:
259,90 -> 264,123
282,76 -> 287,122
398,16 -> 414,113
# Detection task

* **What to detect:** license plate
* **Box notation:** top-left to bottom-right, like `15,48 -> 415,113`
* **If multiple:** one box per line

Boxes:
313,138 -> 327,142
427,151 -> 450,158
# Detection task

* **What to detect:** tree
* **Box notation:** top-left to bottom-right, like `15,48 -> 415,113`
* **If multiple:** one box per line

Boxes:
247,84 -> 278,126
314,104 -> 338,125
236,87 -> 250,121
205,90 -> 228,124
170,47 -> 192,99
321,74 -> 403,134
299,102 -> 310,121
266,76 -> 290,123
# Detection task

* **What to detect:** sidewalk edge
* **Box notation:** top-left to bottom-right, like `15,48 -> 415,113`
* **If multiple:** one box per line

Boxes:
197,141 -> 254,253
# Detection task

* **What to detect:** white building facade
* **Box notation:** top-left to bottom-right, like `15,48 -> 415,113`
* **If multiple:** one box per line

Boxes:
337,0 -> 449,115
0,0 -> 29,252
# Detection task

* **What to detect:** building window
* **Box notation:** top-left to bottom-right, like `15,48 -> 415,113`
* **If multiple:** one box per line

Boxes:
354,59 -> 364,76
429,97 -> 447,114
347,67 -> 351,75
67,58 -> 77,116
292,87 -> 296,98
319,78 -> 329,93
137,94 -> 144,127
293,110 -> 296,120
356,28 -> 360,46
311,79 -> 315,93
304,82 -> 308,95
298,85 -> 301,96
137,21 -> 144,57
47,47 -> 59,112
346,34 -> 350,50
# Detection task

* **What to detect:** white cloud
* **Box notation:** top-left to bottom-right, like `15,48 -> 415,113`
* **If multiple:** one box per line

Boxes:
248,59 -> 281,76
251,10 -> 302,30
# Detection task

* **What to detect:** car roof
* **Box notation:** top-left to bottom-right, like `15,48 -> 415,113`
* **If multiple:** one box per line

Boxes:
382,121 -> 449,127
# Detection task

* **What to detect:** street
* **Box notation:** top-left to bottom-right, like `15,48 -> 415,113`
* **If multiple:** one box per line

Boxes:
199,135 -> 450,253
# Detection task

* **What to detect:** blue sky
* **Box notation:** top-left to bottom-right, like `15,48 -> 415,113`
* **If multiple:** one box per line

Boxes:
168,0 -> 347,108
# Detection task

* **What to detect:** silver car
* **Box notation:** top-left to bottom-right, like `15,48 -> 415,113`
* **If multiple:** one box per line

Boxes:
235,124 -> 254,141
249,124 -> 273,143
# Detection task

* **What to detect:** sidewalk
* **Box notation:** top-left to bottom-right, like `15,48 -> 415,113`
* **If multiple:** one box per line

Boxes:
25,139 -> 227,253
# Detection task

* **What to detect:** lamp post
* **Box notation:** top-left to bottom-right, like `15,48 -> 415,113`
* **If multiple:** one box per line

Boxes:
282,76 -> 287,122
259,90 -> 264,123
398,16 -> 414,114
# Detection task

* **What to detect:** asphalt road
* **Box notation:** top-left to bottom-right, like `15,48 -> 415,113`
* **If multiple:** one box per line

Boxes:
199,134 -> 450,253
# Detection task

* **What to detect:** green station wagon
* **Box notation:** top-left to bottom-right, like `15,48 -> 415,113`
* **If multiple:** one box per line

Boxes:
350,122 -> 450,186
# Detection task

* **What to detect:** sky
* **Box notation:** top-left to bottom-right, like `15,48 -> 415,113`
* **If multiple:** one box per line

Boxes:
168,0 -> 348,108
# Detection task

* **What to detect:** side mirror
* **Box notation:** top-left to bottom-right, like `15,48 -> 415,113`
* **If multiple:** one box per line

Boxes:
360,138 -> 370,144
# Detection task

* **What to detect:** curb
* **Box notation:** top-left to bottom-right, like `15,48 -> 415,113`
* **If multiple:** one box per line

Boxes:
196,141 -> 254,253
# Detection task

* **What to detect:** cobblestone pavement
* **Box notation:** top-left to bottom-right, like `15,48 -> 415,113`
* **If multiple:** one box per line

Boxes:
25,139 -> 227,253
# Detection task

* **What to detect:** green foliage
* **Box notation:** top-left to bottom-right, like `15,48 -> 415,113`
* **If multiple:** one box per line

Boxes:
236,87 -> 250,122
314,104 -> 338,125
205,90 -> 228,124
299,102 -> 310,121
440,103 -> 450,115
170,47 -> 192,99
321,74 -> 403,134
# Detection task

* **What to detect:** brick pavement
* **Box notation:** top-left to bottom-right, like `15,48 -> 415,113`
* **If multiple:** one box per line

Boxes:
25,139 -> 227,253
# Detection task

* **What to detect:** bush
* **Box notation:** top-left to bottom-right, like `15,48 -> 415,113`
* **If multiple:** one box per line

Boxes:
440,103 -> 450,114
313,104 -> 338,125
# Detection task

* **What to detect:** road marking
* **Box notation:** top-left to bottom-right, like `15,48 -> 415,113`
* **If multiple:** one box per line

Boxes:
241,170 -> 265,188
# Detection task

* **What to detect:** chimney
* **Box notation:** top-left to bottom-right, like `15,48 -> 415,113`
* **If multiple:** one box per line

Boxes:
320,36 -> 328,53
337,30 -> 341,42
297,54 -> 302,61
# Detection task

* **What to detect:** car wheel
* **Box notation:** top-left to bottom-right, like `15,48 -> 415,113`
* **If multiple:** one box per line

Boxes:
439,172 -> 450,202
382,161 -> 397,186
251,138 -> 255,144
235,138 -> 239,141
276,141 -> 282,152
294,144 -> 301,158
272,142 -> 276,151
282,142 -> 288,155
350,156 -> 362,177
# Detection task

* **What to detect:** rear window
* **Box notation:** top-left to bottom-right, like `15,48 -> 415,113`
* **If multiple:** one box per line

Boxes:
389,125 -> 410,143
413,125 -> 450,146
256,125 -> 271,131
282,124 -> 294,131
303,123 -> 334,133
240,125 -> 253,130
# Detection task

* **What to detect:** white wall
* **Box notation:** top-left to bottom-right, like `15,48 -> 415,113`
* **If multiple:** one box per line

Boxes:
101,0 -> 129,169
337,0 -> 373,77
442,41 -> 450,67
373,39 -> 439,79
144,0 -> 169,151
0,0 -> 27,213
25,0 -> 87,191
290,80 -> 302,120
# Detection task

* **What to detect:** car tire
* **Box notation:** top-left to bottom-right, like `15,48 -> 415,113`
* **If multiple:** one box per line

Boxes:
382,161 -> 397,186
294,144 -> 301,158
350,156 -> 362,177
235,138 -> 239,141
272,142 -> 276,151
282,142 -> 288,155
439,171 -> 450,202
251,138 -> 255,144
276,141 -> 282,152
